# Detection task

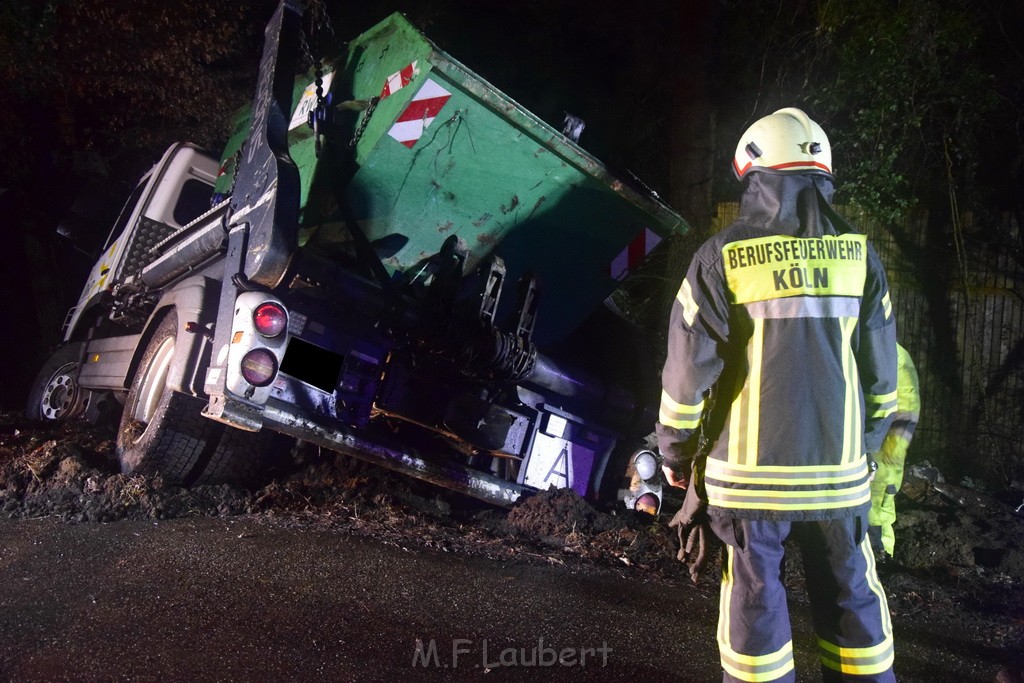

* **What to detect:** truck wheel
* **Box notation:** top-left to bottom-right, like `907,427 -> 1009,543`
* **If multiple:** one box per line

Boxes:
188,429 -> 294,487
25,343 -> 92,422
117,313 -> 224,482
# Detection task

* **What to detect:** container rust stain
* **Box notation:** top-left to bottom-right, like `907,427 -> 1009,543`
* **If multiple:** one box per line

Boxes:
430,179 -> 456,202
501,195 -> 519,214
527,196 -> 547,220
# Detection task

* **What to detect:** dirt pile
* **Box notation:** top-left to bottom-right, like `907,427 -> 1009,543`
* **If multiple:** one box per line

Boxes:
0,413 -> 457,526
501,487 -> 678,569
506,487 -> 619,539
3,412 -> 1024,586
0,417 -> 252,522
893,467 -> 1024,578
0,412 -> 682,571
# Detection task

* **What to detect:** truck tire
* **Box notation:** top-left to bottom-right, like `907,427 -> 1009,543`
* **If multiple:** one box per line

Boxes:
117,313 -> 225,481
117,311 -> 291,487
188,429 -> 294,487
25,343 -> 93,422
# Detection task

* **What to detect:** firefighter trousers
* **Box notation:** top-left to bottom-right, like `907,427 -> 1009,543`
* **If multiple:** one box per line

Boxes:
709,514 -> 895,682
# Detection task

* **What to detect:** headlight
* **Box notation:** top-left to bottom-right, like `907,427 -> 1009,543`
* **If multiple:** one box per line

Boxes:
633,450 -> 659,481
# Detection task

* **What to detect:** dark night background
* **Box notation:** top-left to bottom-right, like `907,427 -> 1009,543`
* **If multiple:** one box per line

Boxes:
2,0 -> 1023,483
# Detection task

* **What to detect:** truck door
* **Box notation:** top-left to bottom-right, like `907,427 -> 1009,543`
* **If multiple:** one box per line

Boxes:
111,144 -> 218,285
64,144 -> 219,340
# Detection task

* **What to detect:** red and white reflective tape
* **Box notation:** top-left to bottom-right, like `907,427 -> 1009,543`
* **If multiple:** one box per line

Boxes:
610,228 -> 662,280
380,61 -> 419,99
387,79 -> 452,149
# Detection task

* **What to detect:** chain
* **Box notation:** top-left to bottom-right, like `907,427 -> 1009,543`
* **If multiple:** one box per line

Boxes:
350,96 -> 380,149
298,0 -> 334,71
311,53 -> 326,156
299,0 -> 336,156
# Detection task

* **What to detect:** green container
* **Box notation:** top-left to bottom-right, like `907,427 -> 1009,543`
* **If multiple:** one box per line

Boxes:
218,13 -> 688,346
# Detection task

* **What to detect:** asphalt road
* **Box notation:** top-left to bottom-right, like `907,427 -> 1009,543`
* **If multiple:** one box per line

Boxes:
0,517 -> 1010,682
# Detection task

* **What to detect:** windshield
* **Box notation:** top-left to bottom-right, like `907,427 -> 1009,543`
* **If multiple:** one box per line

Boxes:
103,179 -> 149,251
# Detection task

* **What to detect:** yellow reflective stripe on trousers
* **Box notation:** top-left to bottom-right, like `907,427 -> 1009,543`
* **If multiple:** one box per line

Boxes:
659,390 -> 704,429
818,638 -> 894,676
721,646 -> 795,681
718,546 -> 795,682
863,530 -> 893,637
818,532 -> 895,675
719,545 -> 733,660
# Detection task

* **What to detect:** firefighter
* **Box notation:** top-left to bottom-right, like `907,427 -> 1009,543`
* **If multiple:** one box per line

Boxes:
868,343 -> 921,559
658,107 -> 898,682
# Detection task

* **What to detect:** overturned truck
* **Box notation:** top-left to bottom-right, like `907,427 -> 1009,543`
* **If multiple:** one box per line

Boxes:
27,1 -> 688,510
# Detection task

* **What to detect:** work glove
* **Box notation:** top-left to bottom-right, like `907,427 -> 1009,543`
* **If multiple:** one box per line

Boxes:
661,462 -> 689,489
667,461 -> 715,583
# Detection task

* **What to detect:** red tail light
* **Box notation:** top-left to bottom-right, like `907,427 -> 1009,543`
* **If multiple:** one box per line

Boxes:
253,302 -> 287,337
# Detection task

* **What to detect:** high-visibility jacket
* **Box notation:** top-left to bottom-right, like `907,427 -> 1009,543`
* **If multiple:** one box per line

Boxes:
657,174 -> 898,521
869,343 -> 921,554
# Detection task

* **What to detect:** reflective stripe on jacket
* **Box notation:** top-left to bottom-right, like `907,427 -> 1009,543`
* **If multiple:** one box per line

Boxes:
657,223 -> 898,521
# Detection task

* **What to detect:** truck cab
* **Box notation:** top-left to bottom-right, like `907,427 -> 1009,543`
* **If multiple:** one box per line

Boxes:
65,144 -> 218,341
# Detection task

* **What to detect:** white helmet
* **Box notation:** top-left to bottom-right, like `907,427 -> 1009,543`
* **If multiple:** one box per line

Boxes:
732,107 -> 832,180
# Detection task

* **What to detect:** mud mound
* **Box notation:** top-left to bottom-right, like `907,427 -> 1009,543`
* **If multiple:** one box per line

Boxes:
894,474 -> 1024,578
252,443 -> 480,524
501,487 -> 681,572
506,487 -> 618,539
0,428 -> 252,522
0,414 -> 455,526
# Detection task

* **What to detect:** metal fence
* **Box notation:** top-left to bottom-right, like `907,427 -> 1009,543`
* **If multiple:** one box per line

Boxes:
712,203 -> 1024,482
